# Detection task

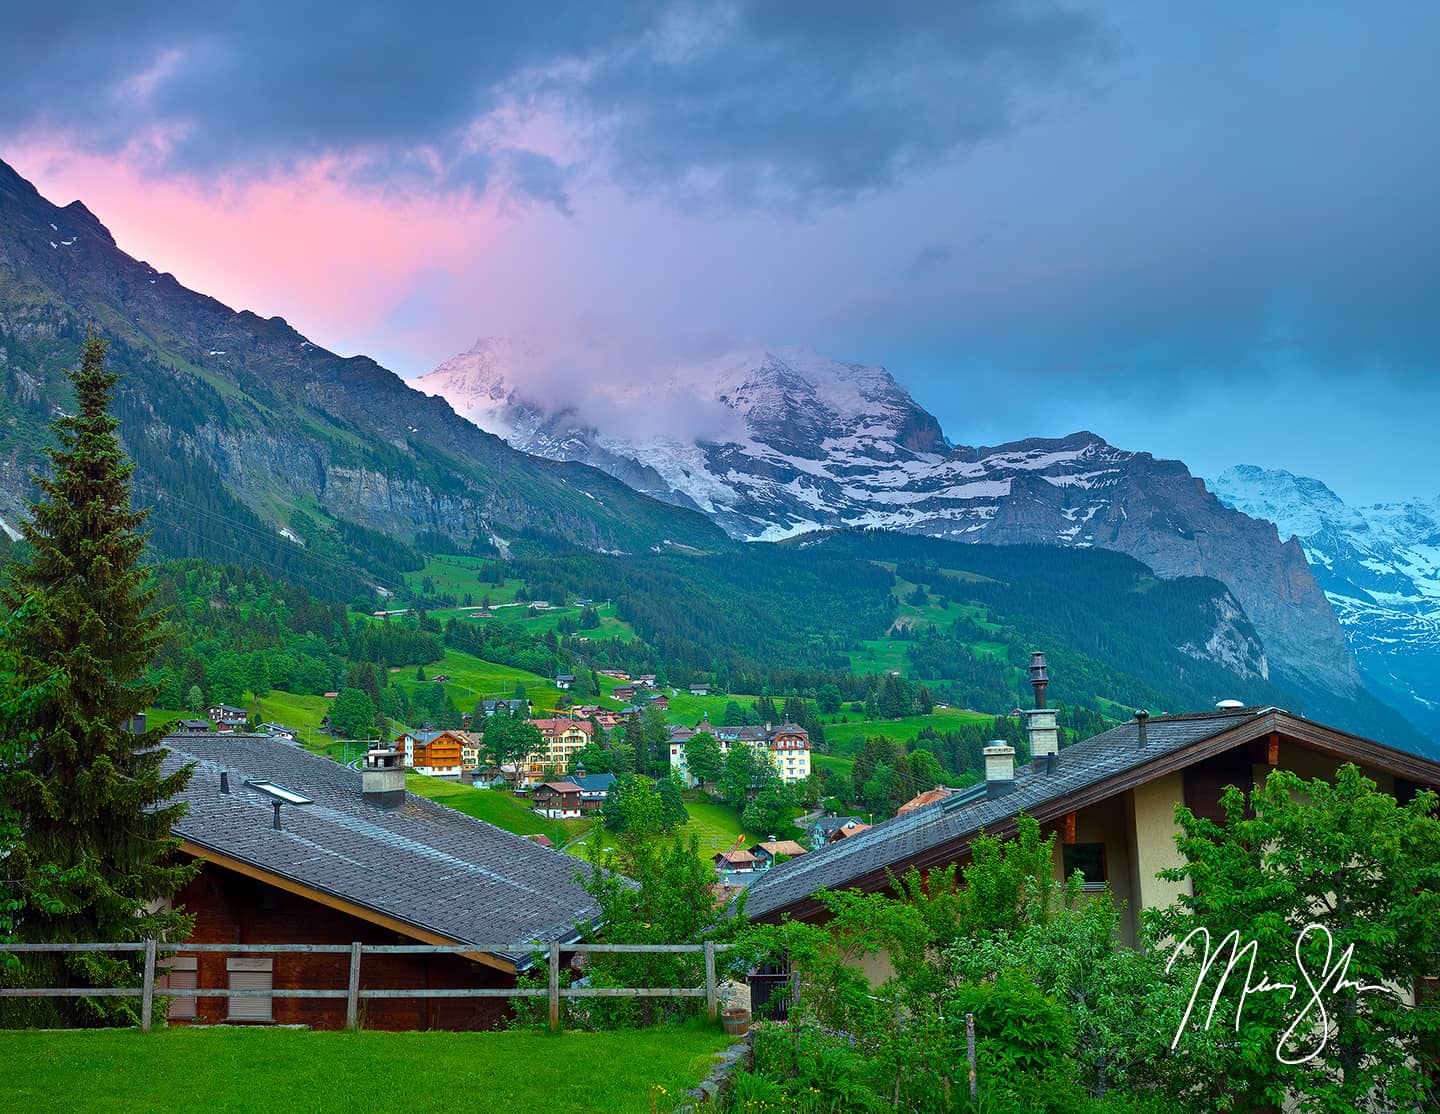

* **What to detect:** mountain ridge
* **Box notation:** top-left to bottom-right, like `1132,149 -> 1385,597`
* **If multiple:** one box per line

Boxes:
0,158 -> 729,590
413,338 -> 1364,713
1213,464 -> 1440,742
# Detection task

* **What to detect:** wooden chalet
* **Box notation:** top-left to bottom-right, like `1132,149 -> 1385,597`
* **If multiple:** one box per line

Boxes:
158,736 -> 600,1031
530,781 -> 583,819
396,729 -> 466,777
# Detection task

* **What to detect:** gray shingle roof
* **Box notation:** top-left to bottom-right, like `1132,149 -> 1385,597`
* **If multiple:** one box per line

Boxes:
746,708 -> 1268,919
163,734 -> 600,966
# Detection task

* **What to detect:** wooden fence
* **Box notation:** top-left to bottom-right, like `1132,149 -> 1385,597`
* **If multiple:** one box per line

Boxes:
0,940 -> 739,1032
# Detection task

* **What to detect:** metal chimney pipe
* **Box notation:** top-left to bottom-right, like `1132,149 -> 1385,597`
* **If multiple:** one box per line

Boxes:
272,801 -> 283,831
1135,709 -> 1150,748
220,771 -> 230,794
1028,652 -> 1049,709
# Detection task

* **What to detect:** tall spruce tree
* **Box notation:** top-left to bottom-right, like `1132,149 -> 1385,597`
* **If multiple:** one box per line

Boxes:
0,334 -> 196,1026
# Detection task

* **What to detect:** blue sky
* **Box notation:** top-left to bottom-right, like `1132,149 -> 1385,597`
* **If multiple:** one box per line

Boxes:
3,1 -> 1437,503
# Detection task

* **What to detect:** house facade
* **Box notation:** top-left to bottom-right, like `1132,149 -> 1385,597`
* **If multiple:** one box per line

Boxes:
523,718 -> 594,782
530,781 -> 583,819
395,730 -> 465,778
670,719 -> 812,787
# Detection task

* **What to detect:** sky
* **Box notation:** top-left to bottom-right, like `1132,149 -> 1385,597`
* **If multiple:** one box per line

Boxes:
3,1 -> 1438,505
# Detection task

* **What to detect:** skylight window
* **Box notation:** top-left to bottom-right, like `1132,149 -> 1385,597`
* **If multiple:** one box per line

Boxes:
246,780 -> 314,806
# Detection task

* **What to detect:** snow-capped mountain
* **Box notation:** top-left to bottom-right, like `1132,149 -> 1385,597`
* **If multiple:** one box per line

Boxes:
1212,465 -> 1440,738
412,340 -> 1363,711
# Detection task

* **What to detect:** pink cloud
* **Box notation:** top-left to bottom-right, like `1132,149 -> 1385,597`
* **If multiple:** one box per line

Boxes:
3,142 -> 506,372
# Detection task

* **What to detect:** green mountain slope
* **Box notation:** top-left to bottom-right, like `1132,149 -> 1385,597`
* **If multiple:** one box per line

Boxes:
0,158 -> 727,597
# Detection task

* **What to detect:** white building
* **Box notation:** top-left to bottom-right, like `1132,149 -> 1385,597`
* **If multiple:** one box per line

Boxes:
668,719 -> 811,787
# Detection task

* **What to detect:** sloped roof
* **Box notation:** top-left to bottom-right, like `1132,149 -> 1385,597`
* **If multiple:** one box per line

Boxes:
162,734 -> 601,968
569,773 -> 617,794
897,787 -> 964,815
744,707 -> 1440,921
756,840 -> 809,857
813,815 -> 865,835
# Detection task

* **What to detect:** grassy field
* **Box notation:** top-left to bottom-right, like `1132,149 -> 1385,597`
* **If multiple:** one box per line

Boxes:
848,567 -> 1012,677
0,1026 -> 733,1114
404,773 -> 764,864
405,773 -> 580,846
824,706 -> 993,755
812,752 -> 856,783
393,649 -> 561,713
659,690 -> 764,723
680,799 -> 766,856
404,556 -> 523,604
255,690 -> 331,738
562,797 -> 767,863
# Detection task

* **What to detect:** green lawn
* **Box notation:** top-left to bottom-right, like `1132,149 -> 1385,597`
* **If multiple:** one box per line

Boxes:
848,567 -> 1010,677
812,752 -> 855,783
393,649 -> 562,713
680,799 -> 766,857
254,690 -> 331,739
140,708 -> 189,733
0,1027 -> 733,1114
659,690 -> 762,723
405,773 -> 581,846
824,707 -> 993,755
562,797 -> 768,863
404,556 -> 524,604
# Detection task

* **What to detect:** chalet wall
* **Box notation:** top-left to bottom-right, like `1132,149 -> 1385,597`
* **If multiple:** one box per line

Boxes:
1130,773 -> 1192,917
173,861 -> 515,1031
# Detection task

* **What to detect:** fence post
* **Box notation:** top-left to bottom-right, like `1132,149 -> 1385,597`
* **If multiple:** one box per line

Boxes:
966,1012 -> 977,1102
548,943 -> 561,1032
704,941 -> 717,1023
140,939 -> 158,1032
345,942 -> 362,1030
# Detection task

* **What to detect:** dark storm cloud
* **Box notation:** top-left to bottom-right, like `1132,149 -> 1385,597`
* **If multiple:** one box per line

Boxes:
0,0 -> 1101,209
572,1 -> 1103,205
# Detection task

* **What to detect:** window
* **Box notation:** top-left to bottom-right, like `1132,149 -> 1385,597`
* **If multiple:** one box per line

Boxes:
163,956 -> 198,1020
1062,843 -> 1108,889
226,957 -> 273,1021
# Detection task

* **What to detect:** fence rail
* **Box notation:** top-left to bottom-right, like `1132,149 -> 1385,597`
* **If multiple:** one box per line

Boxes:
0,940 -> 737,1032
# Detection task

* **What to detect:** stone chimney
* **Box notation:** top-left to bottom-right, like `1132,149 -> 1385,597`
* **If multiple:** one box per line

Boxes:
362,747 -> 406,809
1025,651 -> 1059,772
1027,708 -> 1059,772
984,742 -> 1016,798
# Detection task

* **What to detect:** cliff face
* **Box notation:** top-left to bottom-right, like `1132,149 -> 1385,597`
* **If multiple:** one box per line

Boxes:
0,158 -> 726,564
971,450 -> 1358,695
1214,464 -> 1440,743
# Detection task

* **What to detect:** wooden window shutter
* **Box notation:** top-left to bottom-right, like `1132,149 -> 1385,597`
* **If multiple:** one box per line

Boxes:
163,956 -> 198,1020
226,957 -> 274,1021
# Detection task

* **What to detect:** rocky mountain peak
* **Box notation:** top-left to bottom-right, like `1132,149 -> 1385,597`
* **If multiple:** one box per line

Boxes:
1214,464 -> 1440,742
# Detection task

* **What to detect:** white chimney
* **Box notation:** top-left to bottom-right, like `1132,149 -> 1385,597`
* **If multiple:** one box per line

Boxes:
362,747 -> 406,809
984,742 -> 1016,798
1026,708 -> 1059,772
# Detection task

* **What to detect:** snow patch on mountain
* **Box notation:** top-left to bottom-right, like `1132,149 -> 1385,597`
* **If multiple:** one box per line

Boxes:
411,339 -> 1363,703
1212,465 -> 1440,733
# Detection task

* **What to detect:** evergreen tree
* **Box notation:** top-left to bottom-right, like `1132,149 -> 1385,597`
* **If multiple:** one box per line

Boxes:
0,335 -> 197,1026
